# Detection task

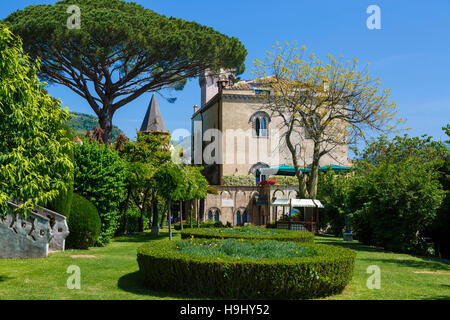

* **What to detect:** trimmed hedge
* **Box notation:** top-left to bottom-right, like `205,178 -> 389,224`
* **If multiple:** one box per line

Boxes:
174,220 -> 229,231
181,227 -> 315,243
137,239 -> 355,299
66,194 -> 101,249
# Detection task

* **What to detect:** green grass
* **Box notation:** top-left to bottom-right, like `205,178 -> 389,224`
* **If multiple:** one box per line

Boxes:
0,231 -> 449,300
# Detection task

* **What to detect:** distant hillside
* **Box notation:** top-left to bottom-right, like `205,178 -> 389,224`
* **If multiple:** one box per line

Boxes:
66,112 -> 125,139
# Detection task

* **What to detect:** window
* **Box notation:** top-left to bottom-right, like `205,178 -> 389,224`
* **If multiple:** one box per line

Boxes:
249,111 -> 270,137
243,210 -> 248,223
207,208 -> 220,222
236,208 -> 249,225
250,162 -> 269,185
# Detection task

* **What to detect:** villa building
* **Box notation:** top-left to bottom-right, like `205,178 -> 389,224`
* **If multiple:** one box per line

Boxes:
187,71 -> 350,227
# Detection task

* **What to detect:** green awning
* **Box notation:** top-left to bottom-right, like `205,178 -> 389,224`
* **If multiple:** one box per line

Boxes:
259,165 -> 353,177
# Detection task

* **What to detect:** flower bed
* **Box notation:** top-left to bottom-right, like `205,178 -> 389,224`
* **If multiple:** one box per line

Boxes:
176,238 -> 314,259
181,225 -> 314,243
137,239 -> 355,299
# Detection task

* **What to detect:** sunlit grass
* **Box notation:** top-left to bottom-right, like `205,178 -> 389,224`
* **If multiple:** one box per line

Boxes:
0,231 -> 449,300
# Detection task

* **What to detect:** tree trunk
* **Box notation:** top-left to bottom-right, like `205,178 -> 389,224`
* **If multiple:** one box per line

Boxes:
190,201 -> 193,228
121,186 -> 132,236
151,201 -> 159,236
179,200 -> 183,230
160,207 -> 166,229
98,107 -> 115,146
307,141 -> 321,199
285,121 -> 309,198
168,201 -> 172,241
196,199 -> 200,229
138,207 -> 144,233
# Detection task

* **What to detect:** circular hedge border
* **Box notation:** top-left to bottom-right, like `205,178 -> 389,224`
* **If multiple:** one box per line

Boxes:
180,227 -> 315,243
137,239 -> 355,299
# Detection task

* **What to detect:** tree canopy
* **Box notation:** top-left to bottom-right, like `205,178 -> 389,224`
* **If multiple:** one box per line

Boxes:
0,24 -> 73,215
253,42 -> 401,198
3,0 -> 247,144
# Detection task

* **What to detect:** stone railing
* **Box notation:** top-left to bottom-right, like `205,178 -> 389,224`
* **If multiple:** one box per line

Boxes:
34,205 -> 70,252
0,201 -> 69,259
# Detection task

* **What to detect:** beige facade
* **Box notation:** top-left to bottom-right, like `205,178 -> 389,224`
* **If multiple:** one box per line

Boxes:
192,77 -> 351,185
190,74 -> 348,227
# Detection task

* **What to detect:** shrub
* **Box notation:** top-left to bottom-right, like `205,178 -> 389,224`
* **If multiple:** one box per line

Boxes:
181,226 -> 314,243
73,141 -> 127,246
174,220 -> 228,230
350,159 -> 445,254
269,175 -> 298,186
116,207 -> 150,234
317,170 -> 352,236
137,239 -> 355,299
66,194 -> 101,249
222,174 -> 255,186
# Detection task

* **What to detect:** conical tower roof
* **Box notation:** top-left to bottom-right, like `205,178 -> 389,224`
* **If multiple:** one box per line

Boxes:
140,94 -> 167,133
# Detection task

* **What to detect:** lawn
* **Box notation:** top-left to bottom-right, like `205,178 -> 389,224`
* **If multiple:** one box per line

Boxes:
0,231 -> 449,300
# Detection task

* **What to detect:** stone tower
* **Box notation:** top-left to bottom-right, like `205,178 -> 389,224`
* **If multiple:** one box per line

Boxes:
199,69 -> 235,106
140,94 -> 167,133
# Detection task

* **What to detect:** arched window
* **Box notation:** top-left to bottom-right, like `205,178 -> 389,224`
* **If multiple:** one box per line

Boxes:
249,162 -> 270,185
255,118 -> 260,137
235,208 -> 248,225
260,118 -> 266,136
243,210 -> 248,223
208,210 -> 213,221
207,208 -> 220,222
214,210 -> 220,222
249,111 -> 270,137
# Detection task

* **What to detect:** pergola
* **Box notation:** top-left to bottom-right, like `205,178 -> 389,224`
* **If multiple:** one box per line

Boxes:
272,198 -> 324,234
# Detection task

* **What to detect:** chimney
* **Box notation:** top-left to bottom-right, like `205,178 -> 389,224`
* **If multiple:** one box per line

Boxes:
193,104 -> 198,114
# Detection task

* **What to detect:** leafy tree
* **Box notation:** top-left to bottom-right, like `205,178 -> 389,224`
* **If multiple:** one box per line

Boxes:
4,0 -> 247,145
188,166 -> 209,228
154,162 -> 184,240
46,125 -> 75,218
317,170 -> 352,236
0,24 -> 72,215
119,132 -> 171,234
253,42 -> 401,198
73,141 -> 127,245
349,133 -> 448,254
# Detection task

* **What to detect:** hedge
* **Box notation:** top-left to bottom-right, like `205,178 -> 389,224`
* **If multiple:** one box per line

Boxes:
174,220 -> 230,231
137,239 -> 355,299
181,227 -> 315,243
66,194 -> 101,249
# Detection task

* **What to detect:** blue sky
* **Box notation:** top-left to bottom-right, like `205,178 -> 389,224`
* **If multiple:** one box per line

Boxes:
1,0 -> 449,146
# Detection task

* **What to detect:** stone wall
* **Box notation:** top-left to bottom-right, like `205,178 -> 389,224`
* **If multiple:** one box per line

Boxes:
201,185 -> 298,226
0,201 -> 69,259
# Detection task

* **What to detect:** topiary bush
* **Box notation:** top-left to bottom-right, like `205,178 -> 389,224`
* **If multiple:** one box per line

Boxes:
181,225 -> 314,243
66,193 -> 101,249
137,239 -> 355,299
